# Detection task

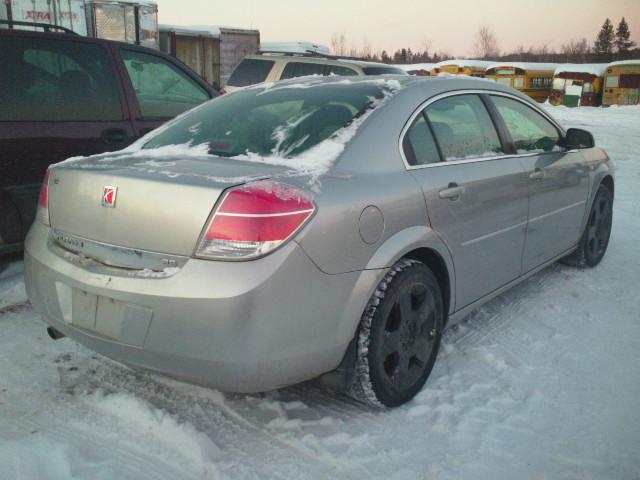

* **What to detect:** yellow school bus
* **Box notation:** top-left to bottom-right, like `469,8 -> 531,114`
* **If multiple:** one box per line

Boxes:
484,62 -> 558,102
431,60 -> 492,77
602,60 -> 640,106
550,64 -> 607,107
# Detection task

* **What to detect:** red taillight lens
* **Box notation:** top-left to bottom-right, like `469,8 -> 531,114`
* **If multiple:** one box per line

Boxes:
37,168 -> 51,226
196,181 -> 315,260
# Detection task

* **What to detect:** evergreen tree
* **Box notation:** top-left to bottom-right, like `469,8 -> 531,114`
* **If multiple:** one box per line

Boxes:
615,17 -> 636,53
594,18 -> 615,55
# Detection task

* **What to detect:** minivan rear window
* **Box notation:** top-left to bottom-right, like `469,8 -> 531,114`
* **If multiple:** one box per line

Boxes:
227,59 -> 275,87
143,82 -> 396,159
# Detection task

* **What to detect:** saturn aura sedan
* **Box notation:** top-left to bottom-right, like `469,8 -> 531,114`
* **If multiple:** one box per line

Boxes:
24,75 -> 614,407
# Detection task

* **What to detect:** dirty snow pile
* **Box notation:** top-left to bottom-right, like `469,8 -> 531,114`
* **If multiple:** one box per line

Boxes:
0,104 -> 639,480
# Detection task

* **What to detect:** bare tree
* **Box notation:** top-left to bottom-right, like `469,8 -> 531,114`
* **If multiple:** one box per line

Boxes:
561,38 -> 590,62
360,37 -> 373,59
473,25 -> 500,58
330,31 -> 347,56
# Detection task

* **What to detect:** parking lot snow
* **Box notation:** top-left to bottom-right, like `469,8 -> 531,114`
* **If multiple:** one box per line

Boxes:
0,104 -> 639,480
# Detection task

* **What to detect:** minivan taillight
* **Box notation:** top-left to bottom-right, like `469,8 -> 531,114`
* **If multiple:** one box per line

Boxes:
37,168 -> 51,226
196,181 -> 315,260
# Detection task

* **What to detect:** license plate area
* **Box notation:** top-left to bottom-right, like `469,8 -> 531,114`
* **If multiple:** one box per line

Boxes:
55,283 -> 152,346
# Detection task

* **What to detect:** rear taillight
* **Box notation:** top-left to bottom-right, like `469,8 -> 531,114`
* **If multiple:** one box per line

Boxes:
196,180 -> 315,260
37,168 -> 51,226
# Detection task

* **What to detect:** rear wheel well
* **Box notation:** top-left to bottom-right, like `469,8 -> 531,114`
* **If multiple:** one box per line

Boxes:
601,175 -> 614,197
404,248 -> 451,321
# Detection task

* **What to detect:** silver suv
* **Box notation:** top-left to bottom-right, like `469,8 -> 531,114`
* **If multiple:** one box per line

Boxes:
225,51 -> 407,92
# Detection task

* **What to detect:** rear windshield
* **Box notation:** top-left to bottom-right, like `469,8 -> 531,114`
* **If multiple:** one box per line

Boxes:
227,59 -> 275,87
142,82 -> 395,159
363,66 -> 407,75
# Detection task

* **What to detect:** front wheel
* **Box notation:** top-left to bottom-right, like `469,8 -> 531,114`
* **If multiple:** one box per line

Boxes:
347,259 -> 444,407
564,183 -> 613,268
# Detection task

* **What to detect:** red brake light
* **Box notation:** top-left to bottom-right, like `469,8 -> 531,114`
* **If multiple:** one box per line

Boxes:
37,168 -> 51,226
196,181 -> 315,260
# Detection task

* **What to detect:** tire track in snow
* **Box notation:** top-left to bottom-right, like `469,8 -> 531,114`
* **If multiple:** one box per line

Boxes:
81,358 -> 351,479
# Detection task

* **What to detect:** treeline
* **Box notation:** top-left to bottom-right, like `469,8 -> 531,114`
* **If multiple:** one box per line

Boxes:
332,17 -> 638,64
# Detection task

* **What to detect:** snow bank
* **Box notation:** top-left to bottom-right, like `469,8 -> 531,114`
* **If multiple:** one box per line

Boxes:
88,392 -> 221,467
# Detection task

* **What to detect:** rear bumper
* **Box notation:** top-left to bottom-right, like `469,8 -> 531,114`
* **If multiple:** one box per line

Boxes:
24,222 -> 384,392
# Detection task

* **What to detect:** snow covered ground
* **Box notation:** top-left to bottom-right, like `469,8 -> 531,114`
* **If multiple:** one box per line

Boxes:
1,104 -> 639,480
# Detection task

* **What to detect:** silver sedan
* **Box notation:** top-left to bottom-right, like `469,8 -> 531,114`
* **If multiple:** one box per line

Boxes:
24,76 -> 614,407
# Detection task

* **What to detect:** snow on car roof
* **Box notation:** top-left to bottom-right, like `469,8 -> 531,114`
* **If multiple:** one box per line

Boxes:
606,59 -> 640,67
554,63 -> 609,77
159,24 -> 259,38
436,59 -> 494,69
261,41 -> 331,55
397,63 -> 437,72
485,62 -> 559,72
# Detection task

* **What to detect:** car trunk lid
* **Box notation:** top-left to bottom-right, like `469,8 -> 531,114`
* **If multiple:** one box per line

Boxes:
48,153 -> 289,258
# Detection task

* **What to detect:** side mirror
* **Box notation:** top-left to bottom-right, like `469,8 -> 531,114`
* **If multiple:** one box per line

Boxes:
561,128 -> 595,150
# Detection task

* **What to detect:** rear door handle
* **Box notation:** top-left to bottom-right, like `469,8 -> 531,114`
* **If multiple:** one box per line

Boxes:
102,128 -> 128,145
529,168 -> 545,180
439,182 -> 465,200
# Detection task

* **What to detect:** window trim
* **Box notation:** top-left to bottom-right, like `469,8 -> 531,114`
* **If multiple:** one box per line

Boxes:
118,46 -> 213,121
398,89 -> 568,171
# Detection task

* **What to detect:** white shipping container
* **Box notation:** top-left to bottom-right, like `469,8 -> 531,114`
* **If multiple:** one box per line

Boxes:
1,0 -> 88,34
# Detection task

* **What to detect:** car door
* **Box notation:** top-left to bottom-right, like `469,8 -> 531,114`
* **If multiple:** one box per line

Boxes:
403,93 -> 529,310
488,94 -> 590,271
116,47 -> 214,139
0,33 -> 133,247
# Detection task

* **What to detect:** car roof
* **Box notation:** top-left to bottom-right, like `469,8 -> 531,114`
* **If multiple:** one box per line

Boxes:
245,53 -> 403,69
0,27 -> 161,54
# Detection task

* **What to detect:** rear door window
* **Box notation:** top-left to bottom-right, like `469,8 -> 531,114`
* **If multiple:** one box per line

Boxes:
227,58 -> 275,87
121,49 -> 210,119
425,94 -> 503,160
491,96 -> 560,153
280,62 -> 325,80
403,114 -> 441,166
0,37 -> 122,121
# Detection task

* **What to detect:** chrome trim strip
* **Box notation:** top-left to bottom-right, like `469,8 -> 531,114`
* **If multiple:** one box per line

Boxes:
216,209 -> 315,218
461,220 -> 528,247
527,200 -> 587,224
51,229 -> 188,273
398,89 -> 567,171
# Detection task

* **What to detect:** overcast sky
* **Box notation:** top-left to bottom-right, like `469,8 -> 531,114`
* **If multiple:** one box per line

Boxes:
157,0 -> 640,56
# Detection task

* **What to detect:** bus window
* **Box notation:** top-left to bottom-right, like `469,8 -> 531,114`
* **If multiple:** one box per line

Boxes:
514,77 -> 524,88
553,78 -> 565,90
497,78 -> 512,87
605,76 -> 619,88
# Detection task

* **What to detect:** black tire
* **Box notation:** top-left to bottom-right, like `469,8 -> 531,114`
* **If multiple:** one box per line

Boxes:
563,183 -> 613,268
347,259 -> 444,407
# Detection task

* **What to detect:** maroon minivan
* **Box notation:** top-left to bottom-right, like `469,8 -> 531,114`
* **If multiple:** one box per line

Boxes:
0,27 -> 217,254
